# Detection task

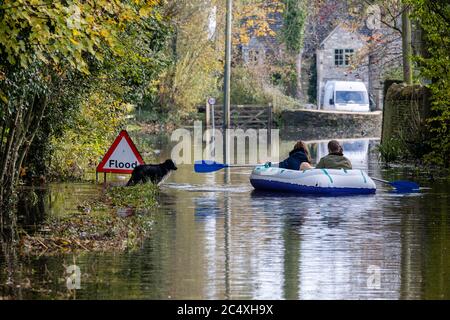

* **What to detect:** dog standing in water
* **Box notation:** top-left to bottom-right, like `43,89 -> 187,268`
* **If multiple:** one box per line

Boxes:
126,159 -> 177,186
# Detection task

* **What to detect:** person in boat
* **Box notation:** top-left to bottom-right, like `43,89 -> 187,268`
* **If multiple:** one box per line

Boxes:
315,140 -> 352,170
278,140 -> 313,170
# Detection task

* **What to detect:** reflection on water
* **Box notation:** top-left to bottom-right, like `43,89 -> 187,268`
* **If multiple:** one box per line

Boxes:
1,137 -> 450,299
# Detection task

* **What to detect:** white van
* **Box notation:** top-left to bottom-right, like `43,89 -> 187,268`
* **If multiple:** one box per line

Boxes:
321,81 -> 370,112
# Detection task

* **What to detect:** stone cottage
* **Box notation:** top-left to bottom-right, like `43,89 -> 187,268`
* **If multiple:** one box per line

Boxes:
242,37 -> 272,65
316,24 -> 371,108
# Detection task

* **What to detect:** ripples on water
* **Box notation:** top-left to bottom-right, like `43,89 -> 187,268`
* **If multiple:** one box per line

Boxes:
1,139 -> 450,299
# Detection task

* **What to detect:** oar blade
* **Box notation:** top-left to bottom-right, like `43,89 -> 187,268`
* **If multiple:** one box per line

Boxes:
194,160 -> 226,173
390,180 -> 420,191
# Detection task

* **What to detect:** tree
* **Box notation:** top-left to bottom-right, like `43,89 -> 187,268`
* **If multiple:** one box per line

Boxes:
232,0 -> 307,100
345,0 -> 404,79
0,0 -> 164,225
281,0 -> 308,53
281,0 -> 308,98
154,0 -> 224,114
402,3 -> 413,84
405,0 -> 450,166
233,0 -> 283,46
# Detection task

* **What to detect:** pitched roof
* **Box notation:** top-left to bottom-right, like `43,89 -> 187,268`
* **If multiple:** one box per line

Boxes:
319,23 -> 372,47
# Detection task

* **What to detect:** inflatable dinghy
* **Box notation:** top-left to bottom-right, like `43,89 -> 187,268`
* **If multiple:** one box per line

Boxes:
250,165 -> 376,195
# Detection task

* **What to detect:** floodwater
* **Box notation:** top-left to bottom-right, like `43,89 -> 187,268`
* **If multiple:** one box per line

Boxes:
1,134 -> 450,300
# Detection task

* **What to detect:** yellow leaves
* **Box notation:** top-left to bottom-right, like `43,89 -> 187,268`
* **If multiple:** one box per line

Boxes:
85,15 -> 95,24
0,0 -> 162,73
139,5 -> 153,17
240,33 -> 250,45
76,61 -> 89,74
154,11 -> 163,22
72,29 -> 82,37
234,0 -> 283,46
100,29 -> 110,38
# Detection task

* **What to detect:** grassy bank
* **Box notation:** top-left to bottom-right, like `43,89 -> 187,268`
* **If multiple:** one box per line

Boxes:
20,184 -> 159,255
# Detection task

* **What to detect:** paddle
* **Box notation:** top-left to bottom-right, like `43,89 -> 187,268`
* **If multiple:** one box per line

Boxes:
195,161 -> 421,191
194,160 -> 259,173
371,177 -> 420,191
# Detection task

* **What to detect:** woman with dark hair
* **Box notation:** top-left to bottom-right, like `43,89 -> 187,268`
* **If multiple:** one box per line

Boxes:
278,141 -> 313,170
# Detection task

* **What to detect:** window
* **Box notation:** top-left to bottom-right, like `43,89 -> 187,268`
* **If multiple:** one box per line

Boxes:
344,49 -> 354,65
335,91 -> 368,104
334,49 -> 354,66
334,49 -> 343,66
249,50 -> 262,63
253,50 -> 259,62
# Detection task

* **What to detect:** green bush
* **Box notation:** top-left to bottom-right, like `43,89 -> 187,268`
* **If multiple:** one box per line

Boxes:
376,138 -> 407,164
230,66 -> 269,105
407,0 -> 450,167
230,66 -> 303,110
107,183 -> 159,211
49,92 -> 132,180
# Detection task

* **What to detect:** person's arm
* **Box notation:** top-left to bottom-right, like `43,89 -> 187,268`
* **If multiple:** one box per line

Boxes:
278,158 -> 288,169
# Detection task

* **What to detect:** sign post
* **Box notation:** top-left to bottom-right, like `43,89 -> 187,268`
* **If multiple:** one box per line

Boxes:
96,130 -> 145,183
208,97 -> 216,159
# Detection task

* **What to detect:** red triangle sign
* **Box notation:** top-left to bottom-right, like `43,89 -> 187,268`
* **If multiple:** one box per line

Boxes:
96,130 -> 145,174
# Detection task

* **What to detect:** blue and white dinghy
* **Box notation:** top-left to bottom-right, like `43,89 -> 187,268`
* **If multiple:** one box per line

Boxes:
250,165 -> 376,195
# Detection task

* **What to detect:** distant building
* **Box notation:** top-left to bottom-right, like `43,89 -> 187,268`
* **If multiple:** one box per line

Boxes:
316,24 -> 371,108
240,12 -> 284,66
238,1 -> 402,109
242,37 -> 270,65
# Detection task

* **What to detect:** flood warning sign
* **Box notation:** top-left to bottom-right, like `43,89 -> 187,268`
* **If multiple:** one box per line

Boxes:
96,130 -> 144,174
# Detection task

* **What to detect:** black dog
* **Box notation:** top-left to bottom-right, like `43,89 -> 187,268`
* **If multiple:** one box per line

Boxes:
126,159 -> 177,186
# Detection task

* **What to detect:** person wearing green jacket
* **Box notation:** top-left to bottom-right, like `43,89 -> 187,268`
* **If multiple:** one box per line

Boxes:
316,140 -> 352,170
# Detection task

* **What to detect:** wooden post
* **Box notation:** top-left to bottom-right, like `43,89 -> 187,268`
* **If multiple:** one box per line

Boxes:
223,0 -> 232,165
267,104 -> 273,146
206,100 -> 210,127
402,5 -> 413,85
211,104 -> 216,132
211,103 -> 216,160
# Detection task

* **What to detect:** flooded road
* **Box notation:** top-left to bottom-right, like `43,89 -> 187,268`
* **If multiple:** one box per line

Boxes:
1,136 -> 450,299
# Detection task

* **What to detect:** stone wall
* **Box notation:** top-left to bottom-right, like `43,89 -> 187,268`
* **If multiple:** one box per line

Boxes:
382,83 -> 431,143
280,109 -> 382,140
